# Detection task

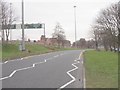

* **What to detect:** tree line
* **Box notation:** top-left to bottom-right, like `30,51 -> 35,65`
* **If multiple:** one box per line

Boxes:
92,1 -> 120,52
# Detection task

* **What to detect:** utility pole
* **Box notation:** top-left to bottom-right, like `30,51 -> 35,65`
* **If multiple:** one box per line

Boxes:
43,23 -> 45,37
21,0 -> 25,51
43,23 -> 46,45
74,6 -> 77,48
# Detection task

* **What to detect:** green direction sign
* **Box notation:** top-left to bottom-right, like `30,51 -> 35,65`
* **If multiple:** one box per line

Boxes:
11,24 -> 16,29
24,23 -> 42,29
2,24 -> 16,29
2,23 -> 43,29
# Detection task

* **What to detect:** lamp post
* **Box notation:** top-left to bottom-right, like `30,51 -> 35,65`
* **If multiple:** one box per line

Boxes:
21,0 -> 25,51
74,6 -> 77,47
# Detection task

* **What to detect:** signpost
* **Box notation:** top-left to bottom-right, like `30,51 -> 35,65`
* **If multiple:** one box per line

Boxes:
1,23 -> 45,51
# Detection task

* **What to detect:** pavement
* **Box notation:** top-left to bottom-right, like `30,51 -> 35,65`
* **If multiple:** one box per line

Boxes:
0,50 -> 85,88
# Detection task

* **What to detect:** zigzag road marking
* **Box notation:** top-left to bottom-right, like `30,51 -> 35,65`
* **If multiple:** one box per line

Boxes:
0,59 -> 47,81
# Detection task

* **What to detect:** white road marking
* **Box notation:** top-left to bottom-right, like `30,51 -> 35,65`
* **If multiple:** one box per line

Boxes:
0,51 -> 70,81
9,71 -> 17,77
0,76 -> 9,80
79,51 -> 83,59
59,60 -> 80,89
0,59 -> 47,81
1,51 -> 65,64
0,59 -> 21,64
0,52 -> 51,64
4,61 -> 8,64
84,78 -> 86,88
79,50 -> 86,88
59,51 -> 85,89
81,61 -> 83,64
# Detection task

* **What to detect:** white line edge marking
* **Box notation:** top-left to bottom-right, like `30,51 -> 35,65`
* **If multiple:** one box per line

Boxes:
79,50 -> 86,88
84,78 -> 86,88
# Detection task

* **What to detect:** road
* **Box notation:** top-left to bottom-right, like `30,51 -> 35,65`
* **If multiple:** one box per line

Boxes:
1,50 -> 85,88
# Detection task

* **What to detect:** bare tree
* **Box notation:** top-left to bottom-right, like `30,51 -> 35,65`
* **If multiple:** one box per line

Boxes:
0,0 -> 17,42
117,1 -> 120,52
92,2 -> 119,52
52,22 -> 66,47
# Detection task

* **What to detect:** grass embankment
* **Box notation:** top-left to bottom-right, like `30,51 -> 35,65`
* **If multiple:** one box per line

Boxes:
1,42 -> 77,62
84,50 -> 118,88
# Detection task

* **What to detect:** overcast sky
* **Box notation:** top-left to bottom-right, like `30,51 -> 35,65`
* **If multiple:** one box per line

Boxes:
7,0 -> 119,42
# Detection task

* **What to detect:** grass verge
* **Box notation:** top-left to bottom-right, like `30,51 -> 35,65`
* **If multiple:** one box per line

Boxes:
1,42 -> 78,62
84,50 -> 118,88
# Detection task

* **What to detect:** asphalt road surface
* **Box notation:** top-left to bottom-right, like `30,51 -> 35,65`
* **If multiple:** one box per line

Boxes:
1,50 -> 85,88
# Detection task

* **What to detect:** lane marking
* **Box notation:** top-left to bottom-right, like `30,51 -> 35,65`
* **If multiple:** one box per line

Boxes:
9,71 -> 17,77
1,59 -> 22,65
59,60 -> 80,89
0,59 -> 21,64
0,76 -> 9,80
0,51 -> 70,81
0,52 -> 66,80
4,61 -> 8,64
84,78 -> 86,88
78,51 -> 83,59
59,50 -> 85,89
83,63 -> 86,88
1,51 -> 66,64
0,60 -> 46,81
0,52 -> 50,64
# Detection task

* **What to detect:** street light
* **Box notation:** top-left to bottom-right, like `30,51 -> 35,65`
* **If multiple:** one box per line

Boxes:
21,0 -> 25,51
74,5 -> 77,47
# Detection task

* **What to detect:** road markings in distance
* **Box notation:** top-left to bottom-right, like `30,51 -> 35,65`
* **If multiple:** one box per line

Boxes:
0,59 -> 21,64
1,51 -> 66,64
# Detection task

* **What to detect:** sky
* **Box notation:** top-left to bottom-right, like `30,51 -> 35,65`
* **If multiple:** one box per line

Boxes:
6,0 -> 119,43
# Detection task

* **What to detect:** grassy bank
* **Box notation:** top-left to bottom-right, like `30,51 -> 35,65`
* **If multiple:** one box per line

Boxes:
84,50 -> 118,88
1,42 -> 77,62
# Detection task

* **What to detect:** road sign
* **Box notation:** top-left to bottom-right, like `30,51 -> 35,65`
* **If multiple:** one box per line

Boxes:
24,23 -> 42,29
2,23 -> 43,29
